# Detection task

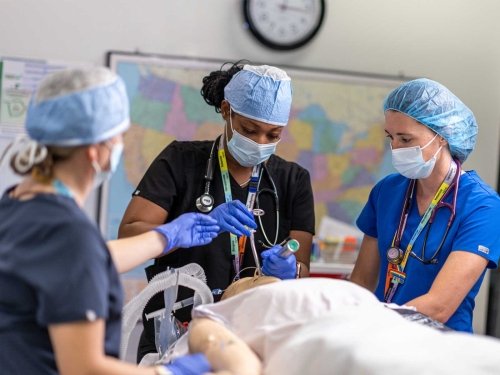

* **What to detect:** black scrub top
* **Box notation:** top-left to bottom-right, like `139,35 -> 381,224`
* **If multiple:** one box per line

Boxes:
133,140 -> 315,357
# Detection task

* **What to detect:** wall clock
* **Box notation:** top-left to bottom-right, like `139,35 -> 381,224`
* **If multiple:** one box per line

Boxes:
243,0 -> 326,51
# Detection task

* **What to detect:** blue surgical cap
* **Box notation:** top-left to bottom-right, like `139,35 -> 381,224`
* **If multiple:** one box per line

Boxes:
26,70 -> 130,146
224,65 -> 292,126
384,78 -> 477,163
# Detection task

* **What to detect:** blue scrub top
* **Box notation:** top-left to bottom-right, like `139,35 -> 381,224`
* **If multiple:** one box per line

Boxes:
357,171 -> 500,332
0,191 -> 123,374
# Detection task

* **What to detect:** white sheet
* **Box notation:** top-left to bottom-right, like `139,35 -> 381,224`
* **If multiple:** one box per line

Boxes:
191,278 -> 500,375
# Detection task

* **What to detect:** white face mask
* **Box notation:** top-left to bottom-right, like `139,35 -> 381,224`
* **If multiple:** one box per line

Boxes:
391,133 -> 442,179
226,109 -> 279,167
92,142 -> 123,188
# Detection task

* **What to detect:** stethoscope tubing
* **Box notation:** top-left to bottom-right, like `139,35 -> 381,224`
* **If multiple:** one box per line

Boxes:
197,138 -> 281,248
394,160 -> 461,265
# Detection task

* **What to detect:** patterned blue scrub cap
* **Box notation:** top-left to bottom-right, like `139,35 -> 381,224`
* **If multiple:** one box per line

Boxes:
224,64 -> 292,126
384,78 -> 477,162
26,67 -> 130,146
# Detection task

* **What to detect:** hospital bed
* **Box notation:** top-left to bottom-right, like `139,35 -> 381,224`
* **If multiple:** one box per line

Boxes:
122,270 -> 500,374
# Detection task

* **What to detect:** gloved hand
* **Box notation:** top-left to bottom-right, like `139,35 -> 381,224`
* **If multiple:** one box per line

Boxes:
209,200 -> 257,237
154,213 -> 220,255
163,353 -> 212,375
261,245 -> 297,280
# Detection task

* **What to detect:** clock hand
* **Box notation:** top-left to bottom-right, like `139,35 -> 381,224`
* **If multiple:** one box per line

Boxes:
280,4 -> 310,13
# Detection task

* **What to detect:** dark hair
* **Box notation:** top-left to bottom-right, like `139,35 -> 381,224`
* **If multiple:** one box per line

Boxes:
200,60 -> 249,113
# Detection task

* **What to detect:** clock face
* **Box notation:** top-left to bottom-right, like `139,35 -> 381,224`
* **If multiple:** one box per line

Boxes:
243,0 -> 325,50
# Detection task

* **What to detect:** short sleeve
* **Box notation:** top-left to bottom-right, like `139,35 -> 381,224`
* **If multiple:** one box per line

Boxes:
134,141 -> 182,212
290,167 -> 315,234
451,187 -> 500,269
31,221 -> 111,325
356,179 -> 384,238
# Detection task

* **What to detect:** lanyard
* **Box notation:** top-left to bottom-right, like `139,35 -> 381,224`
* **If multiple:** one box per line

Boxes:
384,161 -> 457,302
217,136 -> 261,278
52,179 -> 74,199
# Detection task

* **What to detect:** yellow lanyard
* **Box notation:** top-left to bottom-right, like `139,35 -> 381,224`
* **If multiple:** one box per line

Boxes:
384,161 -> 457,302
217,136 -> 260,278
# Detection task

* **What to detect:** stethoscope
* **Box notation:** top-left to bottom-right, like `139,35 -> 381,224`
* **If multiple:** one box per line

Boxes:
196,136 -> 281,248
387,160 -> 461,265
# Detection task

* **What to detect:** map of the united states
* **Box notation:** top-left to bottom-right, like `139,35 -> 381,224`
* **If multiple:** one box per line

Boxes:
105,57 -> 399,242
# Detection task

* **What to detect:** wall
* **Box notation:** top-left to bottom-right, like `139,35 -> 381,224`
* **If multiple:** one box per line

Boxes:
1,0 -> 498,333
1,0 -> 498,186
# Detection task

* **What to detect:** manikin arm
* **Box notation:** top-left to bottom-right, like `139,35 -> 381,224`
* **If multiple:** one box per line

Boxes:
188,318 -> 262,375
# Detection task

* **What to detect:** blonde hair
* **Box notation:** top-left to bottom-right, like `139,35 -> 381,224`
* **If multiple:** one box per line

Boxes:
4,136 -> 78,181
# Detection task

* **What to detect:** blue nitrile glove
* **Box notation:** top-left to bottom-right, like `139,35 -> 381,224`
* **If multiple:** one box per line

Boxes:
163,353 -> 212,375
154,213 -> 220,255
208,200 -> 257,237
261,245 -> 297,280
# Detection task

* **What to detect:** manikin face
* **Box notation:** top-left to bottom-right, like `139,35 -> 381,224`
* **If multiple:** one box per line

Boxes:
221,275 -> 280,300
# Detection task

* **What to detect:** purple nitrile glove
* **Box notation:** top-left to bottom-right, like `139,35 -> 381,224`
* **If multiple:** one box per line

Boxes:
209,200 -> 257,237
163,353 -> 212,375
261,245 -> 297,280
154,213 -> 220,255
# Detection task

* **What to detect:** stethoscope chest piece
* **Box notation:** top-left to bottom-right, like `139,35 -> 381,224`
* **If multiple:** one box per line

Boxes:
196,193 -> 214,213
195,135 -> 280,248
387,246 -> 404,265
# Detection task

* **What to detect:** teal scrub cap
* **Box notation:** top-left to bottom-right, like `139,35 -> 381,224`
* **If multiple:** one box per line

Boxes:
26,67 -> 130,146
224,65 -> 292,126
384,78 -> 477,162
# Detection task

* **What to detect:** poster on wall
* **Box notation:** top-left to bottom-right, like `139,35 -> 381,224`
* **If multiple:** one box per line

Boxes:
104,51 -> 404,298
0,57 -> 90,195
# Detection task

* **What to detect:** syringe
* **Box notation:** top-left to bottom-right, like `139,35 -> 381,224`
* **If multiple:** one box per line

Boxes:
278,239 -> 300,258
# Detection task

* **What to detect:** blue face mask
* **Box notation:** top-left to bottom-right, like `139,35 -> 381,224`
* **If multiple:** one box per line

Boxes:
391,133 -> 442,179
226,110 -> 279,167
92,142 -> 123,188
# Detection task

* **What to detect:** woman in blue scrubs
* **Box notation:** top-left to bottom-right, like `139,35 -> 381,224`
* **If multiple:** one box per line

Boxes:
0,67 -> 217,374
351,78 -> 500,332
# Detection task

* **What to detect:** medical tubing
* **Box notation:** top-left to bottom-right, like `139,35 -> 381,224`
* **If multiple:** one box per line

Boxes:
232,266 -> 260,283
256,165 -> 279,247
120,267 -> 213,359
120,273 -> 212,359
249,231 -> 262,276
150,263 -> 207,285
143,263 -> 207,321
